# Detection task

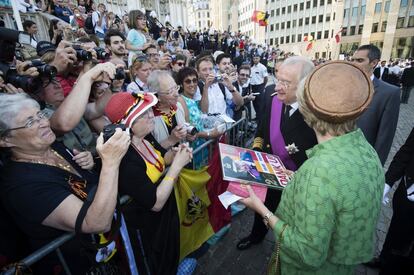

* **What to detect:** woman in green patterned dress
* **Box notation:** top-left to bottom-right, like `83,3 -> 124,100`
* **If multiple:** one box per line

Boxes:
241,61 -> 385,275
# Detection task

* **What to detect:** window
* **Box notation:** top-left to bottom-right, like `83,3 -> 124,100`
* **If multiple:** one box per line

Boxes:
270,24 -> 274,31
333,12 -> 336,20
276,23 -> 279,30
207,12 -> 210,17
275,38 -> 279,45
300,2 -> 304,10
352,7 -> 358,17
280,37 -> 284,44
288,6 -> 291,13
312,16 -> 316,24
361,5 -> 366,16
324,30 -> 329,38
358,25 -> 364,34
344,8 -> 349,18
320,0 -> 325,5
327,0 -> 332,3
287,21 -> 291,28
326,15 -> 331,22
384,1 -> 390,12
322,51 -> 327,58
350,26 -> 356,35
304,32 -> 309,38
374,2 -> 382,14
317,31 -> 322,39
298,34 -> 302,41
408,16 -> 414,27
271,10 -> 274,17
282,7 -> 286,14
342,27 -> 347,36
319,15 -> 323,22
270,38 -> 273,45
313,0 -> 318,7
372,23 -> 378,32
276,8 -> 280,16
382,21 -> 387,32
281,22 -> 285,29
294,4 -> 298,12
305,17 -> 310,24
397,17 -> 404,28
400,0 -> 408,8
293,20 -> 297,27
299,18 -> 303,26
286,36 -> 290,43
306,1 -> 311,9
292,35 -> 296,43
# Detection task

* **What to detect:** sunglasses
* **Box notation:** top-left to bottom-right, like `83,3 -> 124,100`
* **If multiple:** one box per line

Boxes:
184,78 -> 198,84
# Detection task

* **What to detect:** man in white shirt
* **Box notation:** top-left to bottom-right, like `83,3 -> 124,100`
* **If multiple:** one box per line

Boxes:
92,3 -> 108,39
196,55 -> 243,116
250,54 -> 268,121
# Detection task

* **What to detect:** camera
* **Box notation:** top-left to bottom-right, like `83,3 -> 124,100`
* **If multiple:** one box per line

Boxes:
103,124 -> 126,142
29,60 -> 57,78
94,47 -> 110,60
183,123 -> 198,135
114,67 -> 126,80
73,45 -> 92,61
0,67 -> 42,93
171,55 -> 176,62
214,74 -> 223,82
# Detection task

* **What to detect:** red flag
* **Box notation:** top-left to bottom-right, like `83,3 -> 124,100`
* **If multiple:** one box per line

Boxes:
306,42 -> 314,51
251,10 -> 259,22
335,33 -> 341,43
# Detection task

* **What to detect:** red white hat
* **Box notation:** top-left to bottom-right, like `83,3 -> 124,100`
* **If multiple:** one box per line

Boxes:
105,93 -> 158,127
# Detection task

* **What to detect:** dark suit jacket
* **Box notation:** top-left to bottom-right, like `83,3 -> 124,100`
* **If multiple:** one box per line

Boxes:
254,85 -> 317,167
385,127 -> 414,186
374,66 -> 389,81
357,77 -> 400,165
401,67 -> 414,88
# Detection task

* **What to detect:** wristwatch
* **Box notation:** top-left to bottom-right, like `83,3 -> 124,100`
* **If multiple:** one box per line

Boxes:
263,212 -> 274,228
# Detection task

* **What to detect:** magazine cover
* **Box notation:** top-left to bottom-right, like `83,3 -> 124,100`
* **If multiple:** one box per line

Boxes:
219,143 -> 291,190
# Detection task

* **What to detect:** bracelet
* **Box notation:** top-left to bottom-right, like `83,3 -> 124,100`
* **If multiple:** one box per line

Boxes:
164,176 -> 176,182
263,212 -> 275,228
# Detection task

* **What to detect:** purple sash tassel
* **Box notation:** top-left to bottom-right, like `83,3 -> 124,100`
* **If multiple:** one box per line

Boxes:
269,97 -> 298,171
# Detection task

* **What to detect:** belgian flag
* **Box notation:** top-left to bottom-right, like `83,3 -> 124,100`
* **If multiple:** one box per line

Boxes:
251,10 -> 269,26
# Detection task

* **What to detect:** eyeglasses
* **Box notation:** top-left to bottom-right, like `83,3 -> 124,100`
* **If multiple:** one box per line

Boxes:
277,80 -> 292,89
42,77 -> 60,88
184,78 -> 198,84
158,85 -> 180,95
239,73 -> 250,77
3,110 -> 49,136
136,17 -> 146,21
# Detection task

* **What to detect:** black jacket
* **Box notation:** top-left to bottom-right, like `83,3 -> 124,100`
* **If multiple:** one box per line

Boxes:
374,66 -> 389,81
401,67 -> 414,87
386,127 -> 414,187
253,85 -> 317,167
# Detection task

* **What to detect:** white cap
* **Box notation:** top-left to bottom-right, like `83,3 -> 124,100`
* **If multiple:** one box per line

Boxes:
213,50 -> 224,62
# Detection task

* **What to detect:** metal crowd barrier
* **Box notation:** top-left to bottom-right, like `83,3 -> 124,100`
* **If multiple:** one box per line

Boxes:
1,115 -> 256,275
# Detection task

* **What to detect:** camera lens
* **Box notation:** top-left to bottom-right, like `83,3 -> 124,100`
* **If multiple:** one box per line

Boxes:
30,60 -> 57,78
74,47 -> 92,61
94,47 -> 110,60
114,68 -> 126,80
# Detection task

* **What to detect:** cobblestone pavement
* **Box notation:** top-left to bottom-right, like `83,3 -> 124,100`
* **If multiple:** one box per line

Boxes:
195,91 -> 414,275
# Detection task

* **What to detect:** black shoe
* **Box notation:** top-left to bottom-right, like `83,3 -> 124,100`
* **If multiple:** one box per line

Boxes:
236,236 -> 261,251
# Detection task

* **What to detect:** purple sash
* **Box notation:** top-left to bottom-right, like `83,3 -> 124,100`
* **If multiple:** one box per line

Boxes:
269,97 -> 298,171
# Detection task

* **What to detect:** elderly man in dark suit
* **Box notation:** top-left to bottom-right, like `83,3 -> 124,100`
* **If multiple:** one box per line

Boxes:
236,56 -> 318,250
351,45 -> 400,166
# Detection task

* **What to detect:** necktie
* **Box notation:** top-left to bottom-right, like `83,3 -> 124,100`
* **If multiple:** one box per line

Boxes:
282,104 -> 291,129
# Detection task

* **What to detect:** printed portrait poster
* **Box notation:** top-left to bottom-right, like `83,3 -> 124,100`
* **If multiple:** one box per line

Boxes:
219,143 -> 291,190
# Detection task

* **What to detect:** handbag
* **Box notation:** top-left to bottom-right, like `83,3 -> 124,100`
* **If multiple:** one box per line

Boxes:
267,223 -> 288,275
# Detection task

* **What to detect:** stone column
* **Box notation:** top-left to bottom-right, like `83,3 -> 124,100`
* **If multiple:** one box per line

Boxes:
381,0 -> 400,60
360,0 -> 377,45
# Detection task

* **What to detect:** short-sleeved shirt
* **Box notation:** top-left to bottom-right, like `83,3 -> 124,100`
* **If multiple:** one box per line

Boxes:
194,82 -> 233,115
127,29 -> 146,65
0,142 -> 99,274
92,11 -> 106,34
250,63 -> 268,85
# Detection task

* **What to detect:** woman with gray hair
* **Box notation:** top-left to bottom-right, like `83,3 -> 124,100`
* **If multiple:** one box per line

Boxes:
147,70 -> 189,149
0,93 -> 130,273
241,61 -> 384,274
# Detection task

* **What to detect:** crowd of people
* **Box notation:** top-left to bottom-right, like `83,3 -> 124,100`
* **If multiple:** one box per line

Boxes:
0,1 -> 413,275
